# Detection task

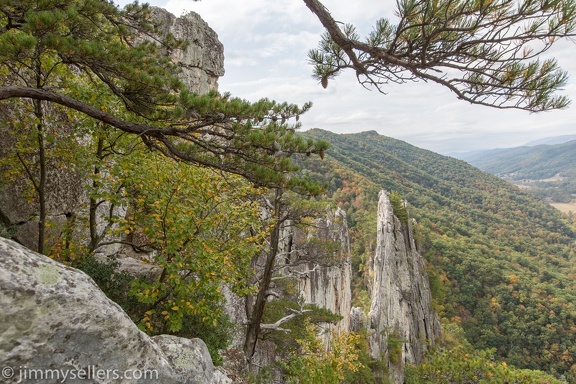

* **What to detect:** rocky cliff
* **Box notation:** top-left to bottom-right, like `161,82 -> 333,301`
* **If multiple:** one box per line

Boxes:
250,193 -> 439,382
367,190 -> 441,383
221,207 -> 353,378
293,207 -> 352,335
0,237 -> 230,384
150,8 -> 224,94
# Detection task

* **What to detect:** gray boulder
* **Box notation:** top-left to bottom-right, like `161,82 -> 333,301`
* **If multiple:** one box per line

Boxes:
0,237 -> 230,383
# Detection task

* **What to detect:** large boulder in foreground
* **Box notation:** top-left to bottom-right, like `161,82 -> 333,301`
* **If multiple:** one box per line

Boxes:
0,238 -> 230,384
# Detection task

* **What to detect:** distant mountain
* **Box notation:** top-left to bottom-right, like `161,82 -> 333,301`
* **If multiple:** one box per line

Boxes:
524,134 -> 576,146
452,134 -> 576,163
300,129 -> 576,379
456,140 -> 576,178
450,147 -> 515,164
452,139 -> 576,202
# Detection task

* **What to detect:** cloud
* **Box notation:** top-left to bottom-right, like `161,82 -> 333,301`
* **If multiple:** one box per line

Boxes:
165,0 -> 317,35
117,0 -> 576,154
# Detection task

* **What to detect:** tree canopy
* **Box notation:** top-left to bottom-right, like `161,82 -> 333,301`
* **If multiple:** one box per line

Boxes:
0,0 -> 328,192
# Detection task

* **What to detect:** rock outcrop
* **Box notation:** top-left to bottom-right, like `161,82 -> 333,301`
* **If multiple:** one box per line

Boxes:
150,8 -> 225,94
294,207 -> 352,334
0,237 -> 230,384
367,191 -> 441,383
220,207 -> 352,379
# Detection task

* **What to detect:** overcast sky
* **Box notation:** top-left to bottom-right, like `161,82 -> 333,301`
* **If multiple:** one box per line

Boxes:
128,0 -> 576,154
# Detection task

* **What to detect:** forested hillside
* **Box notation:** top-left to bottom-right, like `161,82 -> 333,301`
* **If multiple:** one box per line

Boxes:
3,0 -> 576,381
456,140 -> 576,203
300,129 -> 576,379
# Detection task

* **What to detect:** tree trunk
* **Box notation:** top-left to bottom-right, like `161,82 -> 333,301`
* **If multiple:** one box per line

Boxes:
34,98 -> 46,255
243,187 -> 284,363
89,137 -> 104,251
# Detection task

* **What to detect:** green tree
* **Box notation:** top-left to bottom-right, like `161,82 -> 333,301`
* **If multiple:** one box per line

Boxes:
0,0 -> 328,253
405,346 -> 564,383
109,150 -> 266,334
305,0 -> 575,111
0,0 -> 327,189
283,320 -> 366,384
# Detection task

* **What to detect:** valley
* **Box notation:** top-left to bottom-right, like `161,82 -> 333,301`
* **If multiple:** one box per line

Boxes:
300,129 -> 576,379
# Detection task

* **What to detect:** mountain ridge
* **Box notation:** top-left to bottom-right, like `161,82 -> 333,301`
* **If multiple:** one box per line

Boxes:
451,134 -> 576,163
300,128 -> 576,379
450,136 -> 576,203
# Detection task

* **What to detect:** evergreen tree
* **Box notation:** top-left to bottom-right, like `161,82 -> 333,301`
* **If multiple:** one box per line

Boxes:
305,0 -> 576,111
0,0 -> 328,191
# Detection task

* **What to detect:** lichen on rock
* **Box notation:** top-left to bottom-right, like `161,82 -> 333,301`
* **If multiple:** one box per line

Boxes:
0,237 -> 230,384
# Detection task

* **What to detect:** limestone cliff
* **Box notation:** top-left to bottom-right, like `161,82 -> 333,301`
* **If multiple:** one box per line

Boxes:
367,190 -> 441,383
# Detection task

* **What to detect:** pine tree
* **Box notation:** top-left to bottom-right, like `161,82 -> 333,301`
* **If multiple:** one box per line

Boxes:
0,0 -> 328,253
0,0 -> 328,190
305,0 -> 576,111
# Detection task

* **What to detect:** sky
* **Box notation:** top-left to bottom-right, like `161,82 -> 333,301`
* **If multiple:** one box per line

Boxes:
124,0 -> 576,154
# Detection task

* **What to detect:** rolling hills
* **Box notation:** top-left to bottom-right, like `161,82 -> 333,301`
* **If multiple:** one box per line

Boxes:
455,139 -> 576,205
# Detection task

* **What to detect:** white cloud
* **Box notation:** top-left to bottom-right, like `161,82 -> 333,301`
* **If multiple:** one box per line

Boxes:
165,0 -> 317,36
117,0 -> 576,154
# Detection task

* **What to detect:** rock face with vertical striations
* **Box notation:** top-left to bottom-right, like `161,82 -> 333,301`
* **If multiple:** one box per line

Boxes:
294,207 -> 352,334
221,207 -> 353,378
149,7 -> 225,94
367,190 -> 441,383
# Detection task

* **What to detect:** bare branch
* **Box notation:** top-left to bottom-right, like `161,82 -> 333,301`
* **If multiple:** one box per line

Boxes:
260,308 -> 313,332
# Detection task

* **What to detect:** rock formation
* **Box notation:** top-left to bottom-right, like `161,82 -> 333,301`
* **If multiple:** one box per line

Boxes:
293,207 -> 352,334
149,8 -> 225,94
0,237 -> 230,384
367,191 -> 441,383
220,207 -> 352,378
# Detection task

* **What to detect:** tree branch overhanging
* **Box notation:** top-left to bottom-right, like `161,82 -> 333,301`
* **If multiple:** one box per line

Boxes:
304,0 -> 576,111
0,86 -> 328,190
